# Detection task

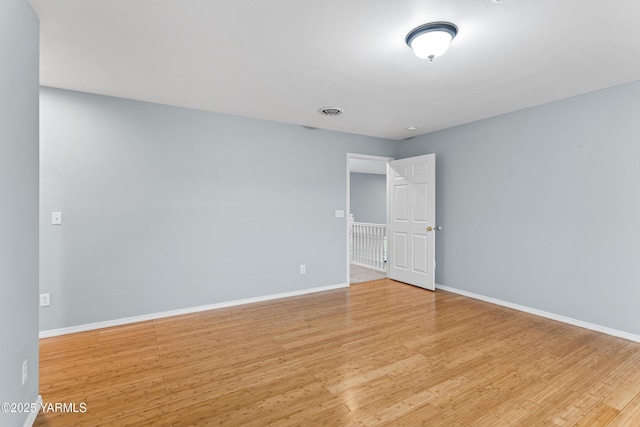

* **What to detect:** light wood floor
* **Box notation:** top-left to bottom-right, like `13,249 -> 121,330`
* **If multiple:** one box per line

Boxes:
36,279 -> 640,426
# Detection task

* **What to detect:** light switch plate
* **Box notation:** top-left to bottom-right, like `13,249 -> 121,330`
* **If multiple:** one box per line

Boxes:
52,212 -> 62,225
335,210 -> 345,218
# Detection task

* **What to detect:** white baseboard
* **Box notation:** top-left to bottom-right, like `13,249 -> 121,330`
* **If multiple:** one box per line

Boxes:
39,283 -> 348,338
436,283 -> 640,343
23,395 -> 42,427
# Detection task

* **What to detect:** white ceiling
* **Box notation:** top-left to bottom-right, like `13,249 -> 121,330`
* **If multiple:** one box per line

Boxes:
29,0 -> 640,140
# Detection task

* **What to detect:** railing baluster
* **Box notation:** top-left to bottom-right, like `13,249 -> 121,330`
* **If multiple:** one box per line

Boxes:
357,224 -> 362,265
366,225 -> 371,266
349,221 -> 387,273
375,227 -> 381,269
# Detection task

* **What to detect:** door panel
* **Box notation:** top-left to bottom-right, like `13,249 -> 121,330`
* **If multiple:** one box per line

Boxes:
393,232 -> 408,269
413,234 -> 428,273
413,183 -> 428,222
388,154 -> 436,290
394,185 -> 409,221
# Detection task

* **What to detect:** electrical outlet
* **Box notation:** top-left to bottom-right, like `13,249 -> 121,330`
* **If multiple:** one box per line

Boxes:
299,264 -> 306,274
52,211 -> 62,225
22,359 -> 27,385
40,293 -> 50,307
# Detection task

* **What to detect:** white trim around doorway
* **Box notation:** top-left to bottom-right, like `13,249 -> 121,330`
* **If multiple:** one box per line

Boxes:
346,153 -> 394,286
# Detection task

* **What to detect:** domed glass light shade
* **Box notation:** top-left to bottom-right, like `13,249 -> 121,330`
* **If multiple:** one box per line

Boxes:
406,22 -> 458,60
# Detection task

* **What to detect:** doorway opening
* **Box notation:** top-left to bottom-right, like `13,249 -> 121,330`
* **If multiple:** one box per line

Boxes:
346,153 -> 393,285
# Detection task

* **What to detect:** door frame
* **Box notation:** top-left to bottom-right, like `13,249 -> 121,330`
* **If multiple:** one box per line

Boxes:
346,153 -> 394,286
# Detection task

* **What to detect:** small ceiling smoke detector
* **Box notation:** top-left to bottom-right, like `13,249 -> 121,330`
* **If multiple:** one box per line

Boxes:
407,126 -> 418,131
318,107 -> 344,117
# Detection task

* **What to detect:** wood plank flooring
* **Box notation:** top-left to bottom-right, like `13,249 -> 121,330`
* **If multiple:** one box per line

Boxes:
35,279 -> 640,426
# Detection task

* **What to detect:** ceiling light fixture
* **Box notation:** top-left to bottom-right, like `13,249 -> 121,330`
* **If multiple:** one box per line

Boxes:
406,22 -> 458,61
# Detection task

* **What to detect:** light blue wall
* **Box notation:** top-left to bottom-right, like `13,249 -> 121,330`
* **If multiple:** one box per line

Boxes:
350,173 -> 386,224
39,87 -> 396,331
0,0 -> 40,425
39,77 -> 640,338
396,81 -> 640,335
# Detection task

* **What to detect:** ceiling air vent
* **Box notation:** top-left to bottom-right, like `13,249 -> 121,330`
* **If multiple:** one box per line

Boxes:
318,107 -> 344,117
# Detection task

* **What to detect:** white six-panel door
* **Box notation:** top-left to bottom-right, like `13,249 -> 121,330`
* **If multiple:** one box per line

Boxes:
387,154 -> 436,290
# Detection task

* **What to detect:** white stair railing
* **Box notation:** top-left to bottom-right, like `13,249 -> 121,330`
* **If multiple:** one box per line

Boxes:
350,216 -> 387,272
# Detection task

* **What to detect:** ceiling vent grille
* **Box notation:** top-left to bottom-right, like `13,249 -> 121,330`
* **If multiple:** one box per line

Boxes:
318,107 -> 344,117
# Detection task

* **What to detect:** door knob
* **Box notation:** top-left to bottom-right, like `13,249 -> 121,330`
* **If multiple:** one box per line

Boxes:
426,226 -> 433,232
